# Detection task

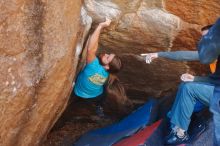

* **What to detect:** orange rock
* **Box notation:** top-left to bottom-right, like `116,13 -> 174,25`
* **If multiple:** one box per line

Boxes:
0,0 -> 85,145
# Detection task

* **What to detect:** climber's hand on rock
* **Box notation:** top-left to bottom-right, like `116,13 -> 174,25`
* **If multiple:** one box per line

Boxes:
99,18 -> 111,28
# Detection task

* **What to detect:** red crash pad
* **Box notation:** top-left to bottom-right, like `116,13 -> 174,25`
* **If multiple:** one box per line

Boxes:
114,120 -> 162,146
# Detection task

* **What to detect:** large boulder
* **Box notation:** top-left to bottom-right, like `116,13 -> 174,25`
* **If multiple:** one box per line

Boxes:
84,0 -> 219,98
0,0 -> 91,145
1,0 -> 219,145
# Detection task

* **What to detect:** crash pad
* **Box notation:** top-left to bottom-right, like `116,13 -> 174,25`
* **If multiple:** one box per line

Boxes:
114,120 -> 162,146
74,100 -> 158,146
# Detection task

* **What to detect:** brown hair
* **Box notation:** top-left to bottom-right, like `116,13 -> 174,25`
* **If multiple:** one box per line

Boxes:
201,24 -> 213,31
105,56 -> 132,113
108,55 -> 122,74
105,74 -> 132,114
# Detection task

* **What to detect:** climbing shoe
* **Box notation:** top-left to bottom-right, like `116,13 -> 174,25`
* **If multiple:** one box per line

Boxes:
96,105 -> 105,118
165,130 -> 190,145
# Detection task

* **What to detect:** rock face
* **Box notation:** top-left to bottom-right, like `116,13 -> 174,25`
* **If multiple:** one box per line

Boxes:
84,0 -> 219,98
0,0 -> 219,146
0,0 -> 90,145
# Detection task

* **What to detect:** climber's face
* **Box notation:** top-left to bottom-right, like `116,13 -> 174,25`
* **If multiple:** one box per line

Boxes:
99,53 -> 115,65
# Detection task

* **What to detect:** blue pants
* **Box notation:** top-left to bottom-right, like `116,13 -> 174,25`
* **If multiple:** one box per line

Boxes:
169,82 -> 214,131
211,86 -> 220,146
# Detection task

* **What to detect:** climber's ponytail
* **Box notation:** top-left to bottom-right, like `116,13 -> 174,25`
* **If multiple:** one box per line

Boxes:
105,74 -> 127,108
104,56 -> 132,113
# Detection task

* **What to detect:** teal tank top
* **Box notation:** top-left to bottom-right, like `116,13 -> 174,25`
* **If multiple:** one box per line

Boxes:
74,57 -> 109,98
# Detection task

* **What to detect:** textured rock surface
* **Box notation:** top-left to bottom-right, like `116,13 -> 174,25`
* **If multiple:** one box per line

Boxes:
0,0 -> 87,145
84,0 -> 218,98
165,0 -> 220,25
1,0 -> 219,145
44,1 -> 219,145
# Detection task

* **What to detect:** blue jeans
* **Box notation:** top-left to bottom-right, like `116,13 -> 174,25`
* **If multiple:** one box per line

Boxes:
210,86 -> 220,146
169,82 -> 214,131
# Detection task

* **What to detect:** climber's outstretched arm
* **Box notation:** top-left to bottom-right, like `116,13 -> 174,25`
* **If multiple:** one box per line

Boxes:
86,18 -> 111,63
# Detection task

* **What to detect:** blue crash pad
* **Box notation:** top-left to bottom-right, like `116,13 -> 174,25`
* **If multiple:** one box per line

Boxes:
74,100 -> 158,146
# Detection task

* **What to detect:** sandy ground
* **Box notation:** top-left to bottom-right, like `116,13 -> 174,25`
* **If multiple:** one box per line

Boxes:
42,99 -> 124,146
